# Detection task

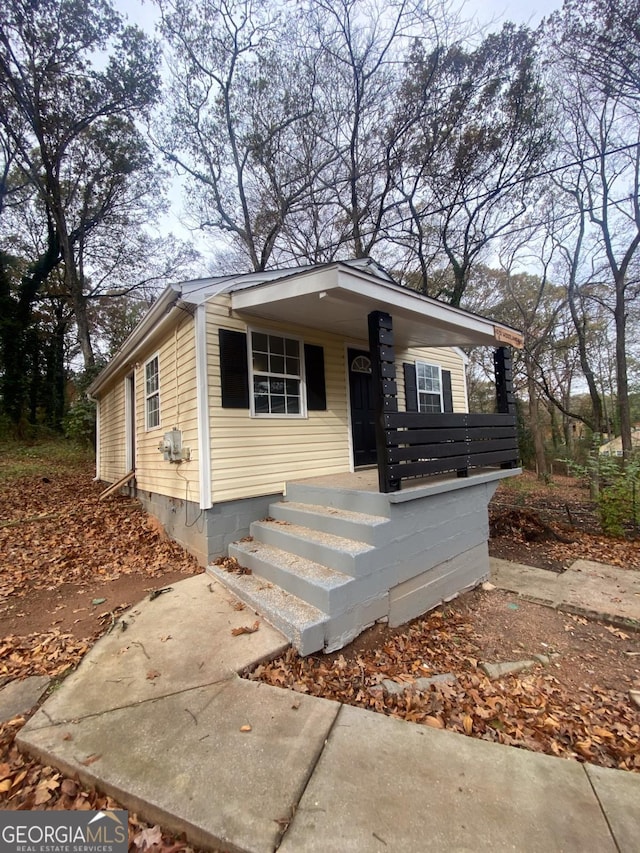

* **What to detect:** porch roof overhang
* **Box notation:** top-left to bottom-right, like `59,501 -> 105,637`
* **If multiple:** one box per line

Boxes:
229,265 -> 523,349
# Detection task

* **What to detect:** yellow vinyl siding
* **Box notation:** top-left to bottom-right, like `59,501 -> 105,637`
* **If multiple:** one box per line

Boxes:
207,296 -> 351,502
395,346 -> 467,413
134,316 -> 200,504
98,379 -> 126,482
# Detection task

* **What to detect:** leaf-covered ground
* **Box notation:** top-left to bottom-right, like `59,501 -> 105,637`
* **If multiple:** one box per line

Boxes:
1,444 -> 639,847
489,471 -> 640,573
0,442 -> 209,851
250,590 -> 640,772
252,473 -> 640,773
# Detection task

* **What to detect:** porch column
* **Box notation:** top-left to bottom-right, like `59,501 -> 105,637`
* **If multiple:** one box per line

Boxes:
494,346 -> 516,414
494,346 -> 519,469
368,311 -> 400,493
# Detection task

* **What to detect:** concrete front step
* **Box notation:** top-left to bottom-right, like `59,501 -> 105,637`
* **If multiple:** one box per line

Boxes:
229,539 -> 356,614
249,519 -> 375,577
207,564 -> 328,656
269,500 -> 390,546
286,481 -> 392,517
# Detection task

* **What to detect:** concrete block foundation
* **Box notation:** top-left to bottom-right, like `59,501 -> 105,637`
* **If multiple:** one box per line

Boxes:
135,488 -> 280,566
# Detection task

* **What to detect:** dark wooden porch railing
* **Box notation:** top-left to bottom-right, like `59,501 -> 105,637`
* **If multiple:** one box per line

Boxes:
383,411 -> 518,483
368,309 -> 520,493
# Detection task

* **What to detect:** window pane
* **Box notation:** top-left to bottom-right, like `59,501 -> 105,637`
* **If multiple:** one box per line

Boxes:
145,358 -> 158,395
147,394 -> 160,428
285,338 -> 299,356
417,362 -> 440,394
271,396 -> 286,413
286,378 -> 299,395
253,333 -> 268,352
271,379 -> 285,394
254,377 -> 269,395
253,352 -> 268,372
255,395 -> 269,413
270,355 -> 285,374
270,336 -> 285,355
287,396 -> 300,413
418,393 -> 440,414
285,356 -> 300,376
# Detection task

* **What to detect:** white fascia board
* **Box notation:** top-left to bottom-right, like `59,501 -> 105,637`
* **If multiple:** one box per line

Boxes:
339,275 -> 500,341
87,285 -> 182,396
195,304 -> 212,509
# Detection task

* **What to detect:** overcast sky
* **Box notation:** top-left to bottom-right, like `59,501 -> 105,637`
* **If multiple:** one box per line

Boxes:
115,0 -> 564,32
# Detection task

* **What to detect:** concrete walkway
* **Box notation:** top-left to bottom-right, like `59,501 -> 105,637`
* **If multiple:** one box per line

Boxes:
491,557 -> 640,629
16,568 -> 640,853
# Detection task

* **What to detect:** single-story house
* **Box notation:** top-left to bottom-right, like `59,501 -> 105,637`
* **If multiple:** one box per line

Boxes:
599,428 -> 640,456
89,258 -> 522,653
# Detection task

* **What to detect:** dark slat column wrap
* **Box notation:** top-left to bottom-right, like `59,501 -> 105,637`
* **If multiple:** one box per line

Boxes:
494,347 -> 516,415
494,346 -> 519,469
368,311 -> 400,493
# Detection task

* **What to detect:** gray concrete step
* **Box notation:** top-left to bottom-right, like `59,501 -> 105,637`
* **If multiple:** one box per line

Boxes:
286,481 -> 392,517
249,519 -> 375,577
270,500 -> 389,546
229,539 -> 356,614
207,564 -> 327,656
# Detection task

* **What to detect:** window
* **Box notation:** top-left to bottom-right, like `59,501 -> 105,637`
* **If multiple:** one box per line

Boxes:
416,362 -> 442,413
145,354 -> 160,429
250,331 -> 303,416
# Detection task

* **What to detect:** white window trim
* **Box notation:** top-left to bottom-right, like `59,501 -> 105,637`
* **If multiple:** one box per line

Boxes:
248,328 -> 307,419
144,352 -> 161,431
416,360 -> 444,414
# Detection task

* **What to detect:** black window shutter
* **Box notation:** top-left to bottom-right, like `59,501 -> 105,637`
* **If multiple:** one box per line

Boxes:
304,343 -> 326,411
219,329 -> 249,408
403,363 -> 418,412
442,369 -> 453,413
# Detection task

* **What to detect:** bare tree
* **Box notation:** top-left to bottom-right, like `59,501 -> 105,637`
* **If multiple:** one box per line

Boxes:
0,0 -> 160,369
157,0 -> 326,271
545,0 -> 640,455
393,23 -> 551,305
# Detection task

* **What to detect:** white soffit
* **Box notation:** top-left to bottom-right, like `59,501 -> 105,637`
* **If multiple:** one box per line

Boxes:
230,268 -> 517,348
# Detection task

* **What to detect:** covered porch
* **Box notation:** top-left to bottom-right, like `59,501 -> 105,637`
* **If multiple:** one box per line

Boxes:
210,264 -> 523,653
230,262 -> 522,493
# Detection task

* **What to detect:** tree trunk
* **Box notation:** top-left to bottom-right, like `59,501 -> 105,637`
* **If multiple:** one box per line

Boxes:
526,356 -> 547,479
615,277 -> 632,457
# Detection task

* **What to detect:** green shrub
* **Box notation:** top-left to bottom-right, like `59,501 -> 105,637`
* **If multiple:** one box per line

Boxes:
568,451 -> 640,536
63,397 -> 96,448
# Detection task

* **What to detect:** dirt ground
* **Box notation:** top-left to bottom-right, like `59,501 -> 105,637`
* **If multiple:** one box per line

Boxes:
0,446 -> 207,850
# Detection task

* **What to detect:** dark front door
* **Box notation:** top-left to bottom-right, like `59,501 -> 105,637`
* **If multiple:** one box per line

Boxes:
348,348 -> 377,467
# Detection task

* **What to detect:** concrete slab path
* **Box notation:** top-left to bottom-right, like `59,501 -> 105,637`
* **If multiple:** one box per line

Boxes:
491,557 -> 640,629
17,569 -> 640,852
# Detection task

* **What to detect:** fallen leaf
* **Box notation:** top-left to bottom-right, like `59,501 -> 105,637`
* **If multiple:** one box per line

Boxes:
80,754 -> 102,766
231,620 -> 260,636
146,669 -> 161,680
61,779 -> 78,797
133,824 -> 163,850
463,714 -> 473,735
240,724 -> 252,732
605,625 -> 630,640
